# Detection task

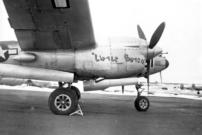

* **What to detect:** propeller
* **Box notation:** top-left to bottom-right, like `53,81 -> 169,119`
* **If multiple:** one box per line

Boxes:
137,25 -> 147,40
137,22 -> 165,49
137,22 -> 166,94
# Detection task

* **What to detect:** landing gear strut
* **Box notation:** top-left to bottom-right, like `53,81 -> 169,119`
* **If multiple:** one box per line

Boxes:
134,83 -> 150,111
48,82 -> 80,115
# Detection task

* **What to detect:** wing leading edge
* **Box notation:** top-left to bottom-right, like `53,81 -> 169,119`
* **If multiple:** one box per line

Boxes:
3,0 -> 96,51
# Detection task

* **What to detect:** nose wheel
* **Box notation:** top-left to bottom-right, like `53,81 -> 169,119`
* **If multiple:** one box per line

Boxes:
134,83 -> 150,111
134,96 -> 150,111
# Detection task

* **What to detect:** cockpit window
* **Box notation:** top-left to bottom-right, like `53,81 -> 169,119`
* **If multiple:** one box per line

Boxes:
52,0 -> 70,8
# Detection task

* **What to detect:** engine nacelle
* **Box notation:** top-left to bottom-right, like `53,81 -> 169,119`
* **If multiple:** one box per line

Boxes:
0,64 -> 74,83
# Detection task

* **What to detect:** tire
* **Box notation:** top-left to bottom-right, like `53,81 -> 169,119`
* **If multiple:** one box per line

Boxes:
48,88 -> 78,115
134,96 -> 150,111
71,86 -> 81,99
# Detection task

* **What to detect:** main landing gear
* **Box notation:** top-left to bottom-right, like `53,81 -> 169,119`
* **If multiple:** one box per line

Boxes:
134,83 -> 150,111
48,82 -> 81,115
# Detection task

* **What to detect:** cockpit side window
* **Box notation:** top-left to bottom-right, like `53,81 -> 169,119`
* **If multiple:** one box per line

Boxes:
51,0 -> 70,8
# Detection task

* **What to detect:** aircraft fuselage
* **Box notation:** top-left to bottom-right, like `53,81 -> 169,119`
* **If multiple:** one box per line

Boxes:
75,47 -> 146,79
3,46 -> 162,80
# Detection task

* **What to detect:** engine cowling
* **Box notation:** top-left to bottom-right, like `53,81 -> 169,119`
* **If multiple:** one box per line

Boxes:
0,64 -> 74,82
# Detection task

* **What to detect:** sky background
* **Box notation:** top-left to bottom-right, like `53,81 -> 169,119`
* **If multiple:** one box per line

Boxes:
0,0 -> 201,84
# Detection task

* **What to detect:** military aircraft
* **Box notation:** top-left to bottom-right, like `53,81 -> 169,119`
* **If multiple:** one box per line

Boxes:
1,0 -> 168,115
0,54 -> 168,89
180,84 -> 202,95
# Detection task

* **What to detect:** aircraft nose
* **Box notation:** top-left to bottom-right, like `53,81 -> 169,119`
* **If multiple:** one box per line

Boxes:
165,59 -> 169,69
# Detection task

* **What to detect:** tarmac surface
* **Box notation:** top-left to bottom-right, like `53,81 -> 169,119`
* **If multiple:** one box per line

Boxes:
0,89 -> 202,135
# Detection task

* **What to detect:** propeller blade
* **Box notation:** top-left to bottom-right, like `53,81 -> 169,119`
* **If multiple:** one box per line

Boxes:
137,25 -> 147,40
149,22 -> 165,49
146,59 -> 150,94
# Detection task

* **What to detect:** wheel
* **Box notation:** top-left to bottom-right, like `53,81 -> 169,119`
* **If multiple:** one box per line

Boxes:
71,86 -> 81,99
48,88 -> 78,115
134,96 -> 150,111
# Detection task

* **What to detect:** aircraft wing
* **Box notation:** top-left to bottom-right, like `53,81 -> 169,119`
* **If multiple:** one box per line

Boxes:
3,0 -> 95,51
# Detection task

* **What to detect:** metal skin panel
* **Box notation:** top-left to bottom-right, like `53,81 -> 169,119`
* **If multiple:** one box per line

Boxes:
3,0 -> 36,29
149,56 -> 168,75
110,49 -> 127,77
91,47 -> 111,70
75,49 -> 95,79
109,37 -> 147,46
75,47 -> 146,79
3,0 -> 95,51
15,30 -> 36,50
0,64 -> 74,82
2,46 -> 147,80
5,51 -> 75,72
0,40 -> 164,81
125,48 -> 145,73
